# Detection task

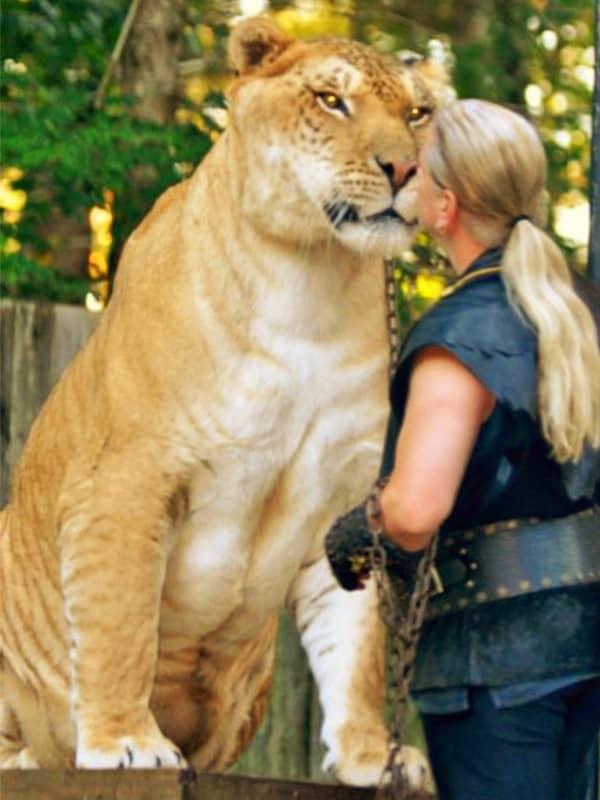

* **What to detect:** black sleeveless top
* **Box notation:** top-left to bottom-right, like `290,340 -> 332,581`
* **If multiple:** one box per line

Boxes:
382,249 -> 600,689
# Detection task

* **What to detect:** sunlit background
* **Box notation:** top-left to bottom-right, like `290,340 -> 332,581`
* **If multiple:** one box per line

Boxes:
1,0 -> 595,319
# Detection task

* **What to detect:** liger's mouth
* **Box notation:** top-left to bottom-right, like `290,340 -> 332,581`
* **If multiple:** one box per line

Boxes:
367,208 -> 414,224
324,201 -> 415,229
323,200 -> 359,228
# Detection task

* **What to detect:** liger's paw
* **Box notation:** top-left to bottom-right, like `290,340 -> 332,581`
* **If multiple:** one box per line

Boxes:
384,745 -> 436,798
16,747 -> 40,769
325,726 -> 435,796
76,729 -> 185,769
0,746 -> 40,769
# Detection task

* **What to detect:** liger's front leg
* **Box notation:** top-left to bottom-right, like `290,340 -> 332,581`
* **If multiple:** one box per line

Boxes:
288,555 -> 433,792
58,453 -> 184,769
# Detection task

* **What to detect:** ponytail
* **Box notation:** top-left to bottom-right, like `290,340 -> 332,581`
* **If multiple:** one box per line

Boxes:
503,220 -> 600,462
427,99 -> 600,462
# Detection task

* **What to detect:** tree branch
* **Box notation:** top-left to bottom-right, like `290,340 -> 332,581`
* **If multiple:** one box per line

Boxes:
93,0 -> 145,110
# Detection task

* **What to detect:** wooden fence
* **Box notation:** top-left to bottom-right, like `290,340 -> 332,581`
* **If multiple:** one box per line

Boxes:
0,300 -> 99,506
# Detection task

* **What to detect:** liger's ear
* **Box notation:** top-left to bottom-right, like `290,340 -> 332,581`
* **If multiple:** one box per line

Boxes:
412,57 -> 456,106
398,50 -> 455,106
228,17 -> 293,76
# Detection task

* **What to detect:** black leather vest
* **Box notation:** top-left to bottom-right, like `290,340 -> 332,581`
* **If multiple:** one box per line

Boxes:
383,250 -> 600,689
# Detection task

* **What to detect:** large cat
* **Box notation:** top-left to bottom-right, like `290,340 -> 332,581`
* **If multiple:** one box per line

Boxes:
0,16 -> 449,791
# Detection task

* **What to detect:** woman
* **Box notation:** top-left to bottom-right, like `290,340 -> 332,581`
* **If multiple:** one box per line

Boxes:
327,99 -> 600,799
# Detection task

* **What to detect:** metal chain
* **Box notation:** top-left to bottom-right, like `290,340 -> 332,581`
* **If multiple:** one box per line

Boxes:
371,528 -> 439,799
370,261 -> 440,799
384,258 -> 401,377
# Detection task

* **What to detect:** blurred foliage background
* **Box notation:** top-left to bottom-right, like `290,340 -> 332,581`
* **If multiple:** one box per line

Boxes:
0,0 -> 595,324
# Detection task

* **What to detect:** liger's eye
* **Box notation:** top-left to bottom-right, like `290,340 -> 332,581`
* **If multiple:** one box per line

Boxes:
407,105 -> 432,123
316,91 -> 348,115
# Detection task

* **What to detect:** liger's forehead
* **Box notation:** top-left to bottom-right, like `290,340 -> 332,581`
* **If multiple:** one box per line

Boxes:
289,38 -> 429,105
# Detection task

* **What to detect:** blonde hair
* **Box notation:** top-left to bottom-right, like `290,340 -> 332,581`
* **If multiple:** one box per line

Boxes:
425,98 -> 600,463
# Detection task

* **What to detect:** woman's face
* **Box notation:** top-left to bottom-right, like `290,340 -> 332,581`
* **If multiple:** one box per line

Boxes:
416,126 -> 443,234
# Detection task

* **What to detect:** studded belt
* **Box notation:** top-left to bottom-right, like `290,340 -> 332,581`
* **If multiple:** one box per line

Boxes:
426,506 -> 600,620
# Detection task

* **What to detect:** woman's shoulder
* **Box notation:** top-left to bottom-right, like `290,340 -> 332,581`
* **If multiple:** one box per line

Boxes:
407,274 -> 536,358
395,276 -> 538,416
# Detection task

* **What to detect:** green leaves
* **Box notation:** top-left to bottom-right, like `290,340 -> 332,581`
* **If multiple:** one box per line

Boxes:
2,69 -> 211,301
0,249 -> 89,303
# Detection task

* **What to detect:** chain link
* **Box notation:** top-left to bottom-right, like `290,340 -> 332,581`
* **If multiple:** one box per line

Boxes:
371,528 -> 439,799
384,258 -> 401,377
369,261 -> 440,799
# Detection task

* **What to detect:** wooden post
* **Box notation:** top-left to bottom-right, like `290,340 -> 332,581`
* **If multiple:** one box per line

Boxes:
585,9 -> 600,796
590,0 -> 599,283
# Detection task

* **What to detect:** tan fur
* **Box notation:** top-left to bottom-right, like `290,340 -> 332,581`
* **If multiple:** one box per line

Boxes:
0,18 -> 448,787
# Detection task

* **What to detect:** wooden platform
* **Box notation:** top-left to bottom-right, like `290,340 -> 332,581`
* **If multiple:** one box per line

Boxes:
0,769 -> 377,800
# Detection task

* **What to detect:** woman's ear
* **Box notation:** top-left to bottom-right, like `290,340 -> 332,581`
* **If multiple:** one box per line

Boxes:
434,189 -> 459,235
228,17 -> 293,76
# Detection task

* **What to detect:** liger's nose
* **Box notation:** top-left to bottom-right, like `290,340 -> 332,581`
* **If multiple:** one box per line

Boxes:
376,157 -> 418,193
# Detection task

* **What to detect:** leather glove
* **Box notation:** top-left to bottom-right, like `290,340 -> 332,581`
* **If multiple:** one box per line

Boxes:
325,502 -> 425,592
